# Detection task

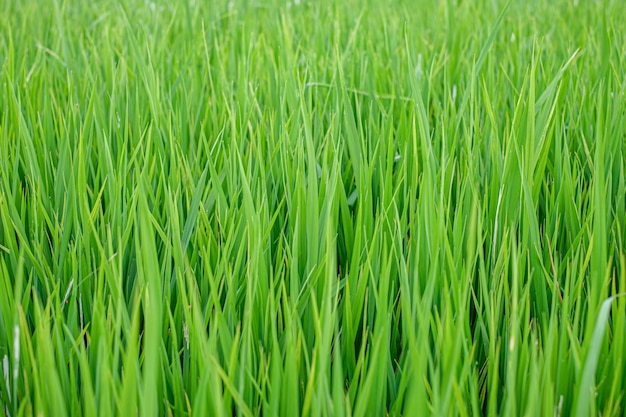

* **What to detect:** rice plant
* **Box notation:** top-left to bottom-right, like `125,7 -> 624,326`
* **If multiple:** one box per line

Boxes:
1,0 -> 625,415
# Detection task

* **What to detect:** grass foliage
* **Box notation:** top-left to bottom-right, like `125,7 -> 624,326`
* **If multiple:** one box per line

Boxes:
1,0 -> 626,415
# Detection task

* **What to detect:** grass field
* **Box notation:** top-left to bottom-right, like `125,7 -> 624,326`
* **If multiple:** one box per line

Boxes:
1,0 -> 625,415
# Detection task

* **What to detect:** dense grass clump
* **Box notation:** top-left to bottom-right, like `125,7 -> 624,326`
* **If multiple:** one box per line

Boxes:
1,0 -> 626,415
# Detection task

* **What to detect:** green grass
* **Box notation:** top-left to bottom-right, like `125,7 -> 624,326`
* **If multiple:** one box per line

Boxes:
1,0 -> 625,415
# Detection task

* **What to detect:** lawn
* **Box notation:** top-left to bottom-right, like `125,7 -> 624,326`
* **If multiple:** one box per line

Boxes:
1,0 -> 625,415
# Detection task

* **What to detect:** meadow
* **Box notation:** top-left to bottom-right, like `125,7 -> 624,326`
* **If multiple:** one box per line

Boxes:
1,0 -> 625,415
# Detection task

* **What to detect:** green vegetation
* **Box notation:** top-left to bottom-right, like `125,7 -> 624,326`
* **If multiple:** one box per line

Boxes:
1,0 -> 625,415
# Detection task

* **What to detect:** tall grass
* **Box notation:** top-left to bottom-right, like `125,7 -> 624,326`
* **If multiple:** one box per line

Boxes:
1,0 -> 625,415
